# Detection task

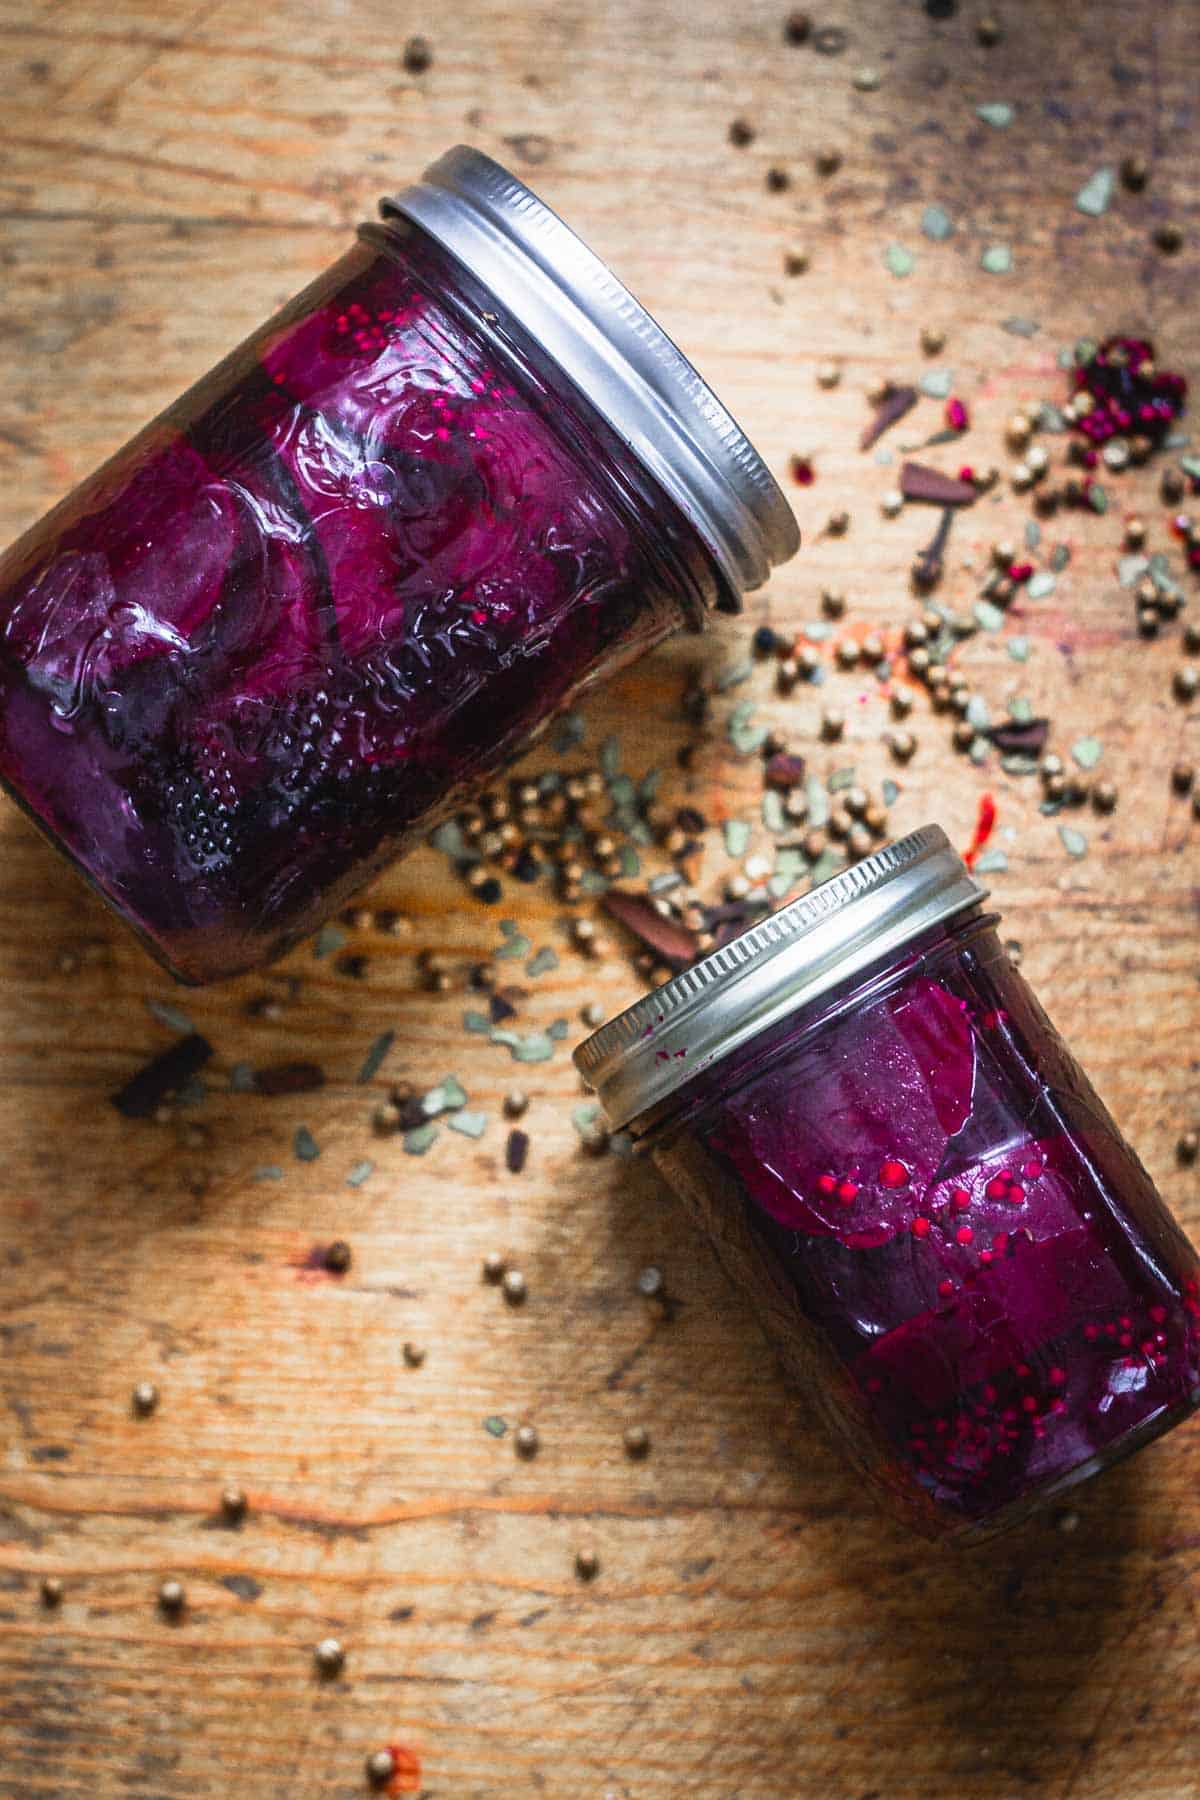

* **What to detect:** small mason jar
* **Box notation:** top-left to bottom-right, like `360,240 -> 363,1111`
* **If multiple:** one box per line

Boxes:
576,825 -> 1200,1538
0,147 -> 796,983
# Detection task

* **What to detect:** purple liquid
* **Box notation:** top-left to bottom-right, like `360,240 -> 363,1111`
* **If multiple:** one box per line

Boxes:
648,915 -> 1200,1535
0,223 -> 712,981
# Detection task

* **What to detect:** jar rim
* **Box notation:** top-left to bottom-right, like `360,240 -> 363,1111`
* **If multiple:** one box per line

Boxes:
573,824 -> 988,1130
381,147 -> 800,602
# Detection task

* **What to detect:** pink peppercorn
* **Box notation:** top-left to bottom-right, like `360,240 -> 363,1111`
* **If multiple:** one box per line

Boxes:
945,397 -> 969,432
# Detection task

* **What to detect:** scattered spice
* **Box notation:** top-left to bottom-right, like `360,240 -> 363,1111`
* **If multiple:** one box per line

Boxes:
132,1381 -> 160,1418
112,1034 -> 214,1120
899,462 -> 977,505
257,1061 -> 325,1097
314,1638 -> 345,1677
506,1129 -> 530,1173
401,35 -> 432,73
157,1579 -> 185,1617
323,1240 -> 352,1275
602,890 -> 697,970
502,1269 -> 527,1305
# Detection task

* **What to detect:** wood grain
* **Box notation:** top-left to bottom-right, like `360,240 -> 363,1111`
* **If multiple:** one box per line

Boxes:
2,0 -> 1200,1794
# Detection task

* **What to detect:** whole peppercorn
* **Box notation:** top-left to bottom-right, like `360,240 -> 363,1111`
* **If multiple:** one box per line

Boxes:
920,325 -> 947,356
502,1268 -> 528,1306
821,587 -> 847,619
132,1381 -> 160,1418
835,639 -> 860,669
826,508 -> 850,536
515,1423 -> 540,1458
402,1342 -> 426,1368
503,1089 -> 529,1118
1124,517 -> 1148,549
314,1637 -> 345,1677
1093,780 -> 1118,814
814,146 -> 842,177
821,707 -> 845,741
752,624 -> 779,657
783,244 -> 811,276
1138,607 -> 1160,639
1185,623 -> 1200,656
221,1484 -> 248,1523
890,689 -> 914,719
847,824 -> 873,859
482,1251 -> 506,1283
784,8 -> 812,42
1172,761 -> 1195,793
158,1579 -> 185,1616
729,118 -> 755,147
575,1546 -> 600,1581
623,1424 -> 651,1459
844,786 -> 869,819
367,1749 -> 397,1788
1154,222 -> 1184,255
1120,153 -> 1149,191
976,14 -> 1002,44
952,720 -> 975,752
1178,1131 -> 1199,1165
1174,665 -> 1199,702
887,729 -> 917,763
765,165 -> 791,193
402,34 -> 433,73
1044,773 -> 1067,803
324,1240 -> 352,1275
40,1575 -> 63,1608
828,807 -> 852,841
908,647 -> 931,678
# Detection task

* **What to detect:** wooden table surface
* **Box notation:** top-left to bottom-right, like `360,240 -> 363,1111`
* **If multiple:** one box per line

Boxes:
2,1 -> 1200,1795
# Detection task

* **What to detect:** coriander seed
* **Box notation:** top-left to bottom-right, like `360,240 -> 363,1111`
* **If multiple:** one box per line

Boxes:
1174,666 -> 1199,702
502,1268 -> 527,1305
402,34 -> 433,72
40,1575 -> 63,1608
515,1423 -> 540,1458
314,1637 -> 345,1676
132,1381 -> 159,1418
221,1485 -> 248,1522
575,1546 -> 600,1580
367,1749 -> 397,1788
158,1579 -> 185,1616
482,1251 -> 506,1283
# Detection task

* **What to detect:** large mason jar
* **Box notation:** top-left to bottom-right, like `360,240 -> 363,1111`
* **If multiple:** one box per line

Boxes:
0,147 -> 797,982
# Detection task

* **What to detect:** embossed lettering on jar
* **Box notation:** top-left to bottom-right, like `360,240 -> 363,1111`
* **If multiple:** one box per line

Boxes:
576,826 -> 1200,1538
0,148 -> 796,981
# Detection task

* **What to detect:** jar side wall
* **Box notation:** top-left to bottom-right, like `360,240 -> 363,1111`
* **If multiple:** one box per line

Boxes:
0,224 -> 707,982
645,917 -> 1200,1536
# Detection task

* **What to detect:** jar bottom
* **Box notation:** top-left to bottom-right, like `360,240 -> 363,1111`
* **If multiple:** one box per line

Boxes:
952,1383 -> 1200,1545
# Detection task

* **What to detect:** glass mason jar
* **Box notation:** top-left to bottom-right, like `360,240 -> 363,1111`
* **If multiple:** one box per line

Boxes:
576,825 -> 1200,1539
0,148 -> 797,983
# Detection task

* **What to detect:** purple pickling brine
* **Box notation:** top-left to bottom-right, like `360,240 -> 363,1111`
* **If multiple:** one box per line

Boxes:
576,826 -> 1200,1538
0,149 -> 797,981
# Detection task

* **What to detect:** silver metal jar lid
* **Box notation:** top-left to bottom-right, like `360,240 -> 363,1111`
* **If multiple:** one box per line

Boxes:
382,146 -> 799,602
574,825 -> 988,1131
